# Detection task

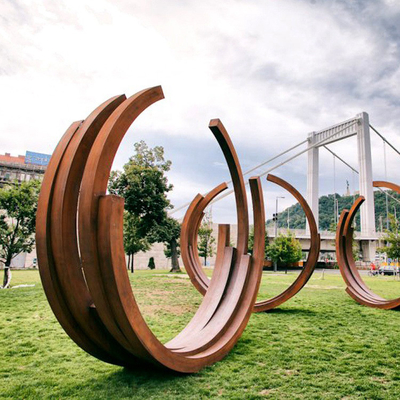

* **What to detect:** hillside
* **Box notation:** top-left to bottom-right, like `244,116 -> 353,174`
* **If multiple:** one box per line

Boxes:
269,190 -> 400,231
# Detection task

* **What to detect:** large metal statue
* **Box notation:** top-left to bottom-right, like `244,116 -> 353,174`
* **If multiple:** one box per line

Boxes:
36,86 -> 266,372
40,84 -> 391,373
336,181 -> 400,310
181,174 -> 320,312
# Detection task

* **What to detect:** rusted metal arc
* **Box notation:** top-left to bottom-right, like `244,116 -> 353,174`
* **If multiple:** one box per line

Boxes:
167,121 -> 261,360
35,95 -> 136,366
253,173 -> 320,312
209,119 -> 249,255
337,184 -> 400,309
181,182 -> 228,295
174,119 -> 255,348
183,172 -> 320,311
338,200 -> 391,305
50,95 -> 136,362
181,117 -> 252,300
373,181 -> 400,193
336,200 -> 378,303
77,87 -> 166,355
35,121 -> 103,358
35,86 -> 266,373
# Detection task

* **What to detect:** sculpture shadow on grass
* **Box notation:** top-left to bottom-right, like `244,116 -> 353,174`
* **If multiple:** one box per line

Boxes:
264,307 -> 318,316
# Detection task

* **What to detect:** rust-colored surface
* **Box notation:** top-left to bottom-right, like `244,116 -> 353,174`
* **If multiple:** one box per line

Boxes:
36,88 -> 265,372
336,181 -> 400,310
182,173 -> 320,312
253,174 -> 320,312
180,182 -> 228,296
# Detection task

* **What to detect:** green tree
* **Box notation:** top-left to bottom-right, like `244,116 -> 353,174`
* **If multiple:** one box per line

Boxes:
155,217 -> 181,272
123,211 -> 150,273
379,214 -> 400,260
248,226 -> 269,256
266,231 -> 302,268
198,212 -> 215,266
271,190 -> 400,232
0,180 -> 41,288
147,257 -> 155,270
108,141 -> 173,272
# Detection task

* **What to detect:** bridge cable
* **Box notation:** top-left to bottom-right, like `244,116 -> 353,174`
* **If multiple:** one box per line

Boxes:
169,122 -> 359,214
323,146 -> 358,174
169,138 -> 307,215
370,124 -> 400,157
323,144 -> 400,207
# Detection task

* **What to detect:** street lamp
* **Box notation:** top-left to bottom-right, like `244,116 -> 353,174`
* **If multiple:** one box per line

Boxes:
273,196 -> 285,272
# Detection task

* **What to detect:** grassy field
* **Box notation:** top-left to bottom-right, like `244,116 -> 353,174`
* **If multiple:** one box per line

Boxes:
1,269 -> 400,399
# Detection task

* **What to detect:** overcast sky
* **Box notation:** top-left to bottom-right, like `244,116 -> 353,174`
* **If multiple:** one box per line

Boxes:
1,0 -> 400,223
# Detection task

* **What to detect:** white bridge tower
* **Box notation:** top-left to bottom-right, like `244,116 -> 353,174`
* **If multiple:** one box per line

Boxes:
307,112 -> 376,261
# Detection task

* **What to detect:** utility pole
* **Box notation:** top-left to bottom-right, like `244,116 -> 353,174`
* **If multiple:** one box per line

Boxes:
273,196 -> 285,272
287,208 -> 290,230
384,141 -> 389,230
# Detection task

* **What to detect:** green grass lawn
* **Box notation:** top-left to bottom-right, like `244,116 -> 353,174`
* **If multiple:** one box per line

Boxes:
1,269 -> 400,399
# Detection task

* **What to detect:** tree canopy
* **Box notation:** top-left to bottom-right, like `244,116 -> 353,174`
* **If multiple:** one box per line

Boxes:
109,140 -> 173,237
266,231 -> 302,267
0,180 -> 41,288
122,211 -> 150,272
198,212 -> 215,266
248,226 -> 269,256
108,140 -> 176,271
379,214 -> 400,260
152,216 -> 181,272
270,190 -> 400,231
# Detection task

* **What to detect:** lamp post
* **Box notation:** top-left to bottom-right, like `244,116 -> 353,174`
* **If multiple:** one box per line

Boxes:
273,196 -> 285,272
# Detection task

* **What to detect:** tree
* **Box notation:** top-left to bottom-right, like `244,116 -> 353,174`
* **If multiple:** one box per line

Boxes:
147,257 -> 155,270
198,212 -> 215,266
248,226 -> 269,256
123,211 -> 150,273
152,217 -> 181,272
266,231 -> 302,268
108,141 -> 173,272
0,180 -> 41,288
379,214 -> 400,260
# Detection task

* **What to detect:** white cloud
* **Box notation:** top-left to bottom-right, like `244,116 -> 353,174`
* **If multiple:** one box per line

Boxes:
1,0 -> 400,223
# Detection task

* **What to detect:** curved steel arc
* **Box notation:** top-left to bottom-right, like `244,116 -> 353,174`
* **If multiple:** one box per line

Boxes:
37,87 -> 265,373
336,182 -> 400,309
36,94 -> 139,366
88,114 -> 264,371
182,173 -> 320,311
181,182 -> 228,296
253,174 -> 320,312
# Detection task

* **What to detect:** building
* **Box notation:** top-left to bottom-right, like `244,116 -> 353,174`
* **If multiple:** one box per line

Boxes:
0,150 -> 51,268
0,151 -> 51,187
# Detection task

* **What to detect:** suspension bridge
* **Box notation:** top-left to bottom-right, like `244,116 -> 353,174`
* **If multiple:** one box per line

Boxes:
171,111 -> 400,263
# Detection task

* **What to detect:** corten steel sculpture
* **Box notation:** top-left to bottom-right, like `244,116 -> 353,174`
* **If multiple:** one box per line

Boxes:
253,175 -> 320,311
36,86 -> 267,373
336,180 -> 400,310
181,174 -> 320,312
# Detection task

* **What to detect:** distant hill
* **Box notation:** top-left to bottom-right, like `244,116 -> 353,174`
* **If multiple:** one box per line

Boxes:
268,190 -> 400,231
